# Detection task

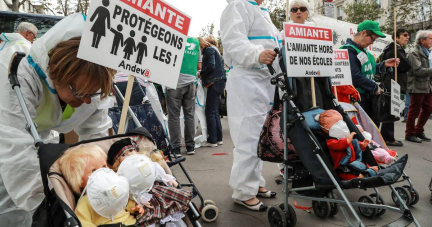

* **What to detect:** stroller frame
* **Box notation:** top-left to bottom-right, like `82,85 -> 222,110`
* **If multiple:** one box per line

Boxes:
8,52 -> 209,227
267,70 -> 421,227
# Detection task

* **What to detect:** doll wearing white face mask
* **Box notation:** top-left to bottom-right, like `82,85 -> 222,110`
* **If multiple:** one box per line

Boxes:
318,110 -> 378,179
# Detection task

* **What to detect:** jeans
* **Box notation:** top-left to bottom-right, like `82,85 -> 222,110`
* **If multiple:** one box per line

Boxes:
166,83 -> 196,149
404,92 -> 411,120
205,79 -> 226,143
405,93 -> 432,136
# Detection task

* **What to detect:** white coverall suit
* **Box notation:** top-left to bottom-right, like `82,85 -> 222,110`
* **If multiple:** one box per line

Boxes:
0,33 -> 32,75
220,0 -> 282,201
0,14 -> 113,226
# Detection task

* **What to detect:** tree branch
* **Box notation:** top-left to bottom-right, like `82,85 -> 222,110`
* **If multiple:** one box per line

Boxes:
3,0 -> 12,8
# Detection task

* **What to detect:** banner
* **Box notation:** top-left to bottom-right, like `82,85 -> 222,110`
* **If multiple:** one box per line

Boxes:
310,15 -> 392,59
332,49 -> 352,86
283,23 -> 334,77
77,0 -> 191,88
391,79 -> 402,116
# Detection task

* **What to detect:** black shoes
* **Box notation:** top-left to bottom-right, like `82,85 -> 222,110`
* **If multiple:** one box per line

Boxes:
405,136 -> 422,143
415,133 -> 431,142
173,147 -> 182,157
186,146 -> 195,155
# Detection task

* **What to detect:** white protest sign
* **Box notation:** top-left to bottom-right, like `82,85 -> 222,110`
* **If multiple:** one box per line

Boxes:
77,0 -> 191,89
309,15 -> 393,59
391,79 -> 402,116
283,23 -> 334,77
332,49 -> 352,86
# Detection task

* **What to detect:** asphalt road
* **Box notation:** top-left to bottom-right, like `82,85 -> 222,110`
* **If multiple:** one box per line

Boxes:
171,117 -> 432,227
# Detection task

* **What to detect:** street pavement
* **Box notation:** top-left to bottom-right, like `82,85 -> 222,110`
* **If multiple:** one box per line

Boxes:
171,117 -> 432,227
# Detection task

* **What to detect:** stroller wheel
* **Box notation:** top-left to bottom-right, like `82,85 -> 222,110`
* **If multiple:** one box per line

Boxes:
403,185 -> 419,206
204,199 -> 216,206
358,195 -> 377,218
201,204 -> 219,222
369,193 -> 386,216
392,187 -> 412,206
327,192 -> 339,216
268,206 -> 287,227
312,201 -> 331,219
278,204 -> 297,227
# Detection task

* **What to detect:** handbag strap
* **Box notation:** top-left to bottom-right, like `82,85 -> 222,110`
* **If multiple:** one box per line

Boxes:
273,87 -> 282,108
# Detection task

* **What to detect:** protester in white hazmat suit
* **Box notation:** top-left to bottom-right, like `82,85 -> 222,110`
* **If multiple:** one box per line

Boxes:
0,14 -> 114,226
220,0 -> 281,211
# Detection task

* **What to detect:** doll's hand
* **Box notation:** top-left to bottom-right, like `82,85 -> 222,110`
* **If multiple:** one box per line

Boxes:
361,140 -> 370,150
132,204 -> 145,218
168,180 -> 178,188
370,166 -> 378,173
347,132 -> 356,144
143,202 -> 154,210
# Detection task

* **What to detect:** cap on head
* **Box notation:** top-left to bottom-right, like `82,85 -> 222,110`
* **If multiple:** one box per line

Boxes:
358,20 -> 386,38
107,138 -> 138,166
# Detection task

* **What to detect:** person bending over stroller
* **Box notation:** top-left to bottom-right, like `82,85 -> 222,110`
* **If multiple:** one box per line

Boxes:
108,138 -> 192,226
59,145 -> 144,226
318,110 -> 379,180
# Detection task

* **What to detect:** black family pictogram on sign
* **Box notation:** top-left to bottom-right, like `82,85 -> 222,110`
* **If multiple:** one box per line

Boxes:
136,36 -> 148,64
123,30 -> 136,60
110,24 -> 123,55
90,0 -> 111,48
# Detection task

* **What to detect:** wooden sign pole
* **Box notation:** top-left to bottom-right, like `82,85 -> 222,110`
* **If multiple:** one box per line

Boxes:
333,86 -> 338,100
118,75 -> 135,134
394,7 -> 398,83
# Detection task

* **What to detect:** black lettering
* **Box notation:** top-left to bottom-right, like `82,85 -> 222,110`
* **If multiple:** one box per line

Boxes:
164,30 -> 171,44
153,46 -> 159,60
157,27 -> 165,42
177,37 -> 183,49
151,24 -> 158,38
130,14 -> 138,27
113,5 -> 122,19
138,17 -> 146,30
144,19 -> 152,35
121,9 -> 130,25
118,60 -> 125,68
165,51 -> 172,64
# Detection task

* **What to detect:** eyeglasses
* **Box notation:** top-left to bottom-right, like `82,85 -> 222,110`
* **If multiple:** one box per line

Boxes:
291,7 -> 308,13
368,35 -> 377,42
69,84 -> 101,99
29,31 -> 37,41
401,33 -> 409,38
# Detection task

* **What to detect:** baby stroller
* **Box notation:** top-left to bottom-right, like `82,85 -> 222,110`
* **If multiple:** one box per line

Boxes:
7,52 -> 218,227
263,49 -> 421,227
339,101 -> 419,207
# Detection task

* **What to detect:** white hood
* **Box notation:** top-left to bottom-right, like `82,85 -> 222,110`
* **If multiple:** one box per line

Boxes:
29,13 -> 86,91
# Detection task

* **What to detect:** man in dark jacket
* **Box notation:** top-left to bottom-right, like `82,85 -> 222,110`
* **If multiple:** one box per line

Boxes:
380,28 -> 411,146
405,30 -> 432,143
341,20 -> 400,122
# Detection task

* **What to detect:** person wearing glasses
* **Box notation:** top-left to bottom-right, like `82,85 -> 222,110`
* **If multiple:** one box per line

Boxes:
340,20 -> 400,122
0,22 -> 38,82
0,14 -> 114,226
379,28 -> 411,146
220,0 -> 280,211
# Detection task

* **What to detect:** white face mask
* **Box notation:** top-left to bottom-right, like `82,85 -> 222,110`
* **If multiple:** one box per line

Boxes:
81,168 -> 129,221
362,131 -> 372,141
117,154 -> 156,204
329,120 -> 350,139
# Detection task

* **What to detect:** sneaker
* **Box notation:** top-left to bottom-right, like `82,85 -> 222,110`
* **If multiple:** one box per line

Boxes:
186,146 -> 195,155
401,119 -> 407,123
405,135 -> 422,143
201,141 -> 218,147
217,141 -> 224,145
173,147 -> 182,157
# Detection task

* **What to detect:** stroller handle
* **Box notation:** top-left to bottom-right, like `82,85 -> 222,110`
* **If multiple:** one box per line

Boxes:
8,52 -> 43,147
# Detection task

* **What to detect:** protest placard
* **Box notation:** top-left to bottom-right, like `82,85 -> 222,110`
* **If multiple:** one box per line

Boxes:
283,23 -> 334,77
391,79 -> 402,116
332,49 -> 352,86
77,0 -> 191,88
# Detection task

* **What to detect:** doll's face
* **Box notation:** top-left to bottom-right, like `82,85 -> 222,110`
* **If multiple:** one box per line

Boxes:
319,110 -> 343,134
118,148 -> 139,163
80,157 -> 107,190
